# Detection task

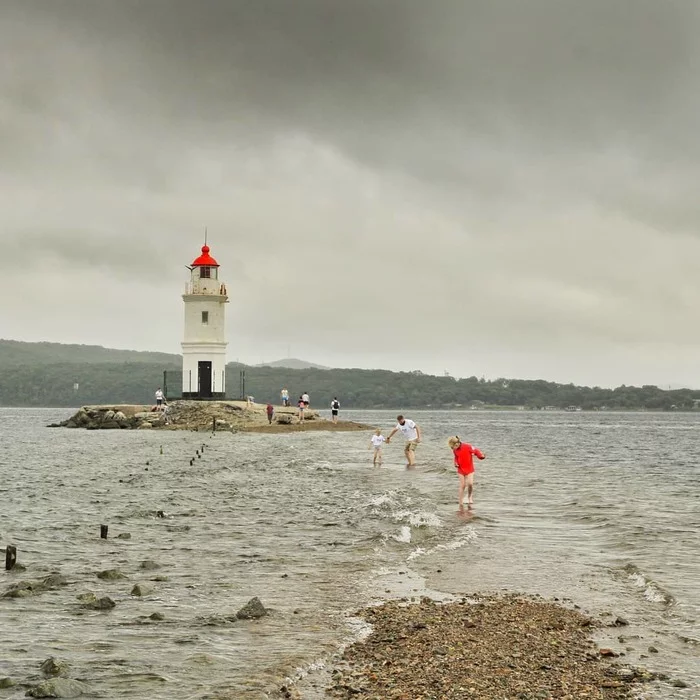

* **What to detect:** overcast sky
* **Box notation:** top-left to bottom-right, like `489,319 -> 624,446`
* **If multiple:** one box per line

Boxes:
2,0 -> 700,387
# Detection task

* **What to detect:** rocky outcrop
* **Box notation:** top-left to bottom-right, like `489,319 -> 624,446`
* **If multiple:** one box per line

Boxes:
50,401 -> 325,431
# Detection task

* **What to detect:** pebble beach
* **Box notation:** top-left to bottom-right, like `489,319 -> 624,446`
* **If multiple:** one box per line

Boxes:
321,595 -> 663,700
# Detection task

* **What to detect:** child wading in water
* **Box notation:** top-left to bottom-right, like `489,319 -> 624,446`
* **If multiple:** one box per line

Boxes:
447,436 -> 485,509
369,429 -> 386,466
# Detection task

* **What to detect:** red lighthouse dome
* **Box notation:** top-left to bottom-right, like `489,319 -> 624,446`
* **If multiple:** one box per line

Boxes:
191,245 -> 219,267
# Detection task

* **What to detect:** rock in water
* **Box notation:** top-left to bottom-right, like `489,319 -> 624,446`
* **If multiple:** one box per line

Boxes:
235,597 -> 268,620
0,678 -> 16,689
26,678 -> 90,698
40,658 -> 70,677
130,584 -> 155,597
96,569 -> 127,581
2,574 -> 68,598
77,593 -> 115,610
139,560 -> 160,570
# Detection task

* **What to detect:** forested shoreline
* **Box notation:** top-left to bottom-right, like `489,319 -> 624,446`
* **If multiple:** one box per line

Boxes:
1,340 -> 698,411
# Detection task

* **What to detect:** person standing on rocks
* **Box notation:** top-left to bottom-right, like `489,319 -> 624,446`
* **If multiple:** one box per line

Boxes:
297,396 -> 306,423
447,436 -> 485,509
330,397 -> 340,424
386,415 -> 421,468
266,403 -> 274,424
302,391 -> 310,408
281,387 -> 289,407
155,387 -> 165,411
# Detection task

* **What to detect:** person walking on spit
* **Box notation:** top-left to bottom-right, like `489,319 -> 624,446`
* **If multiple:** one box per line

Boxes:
266,403 -> 274,425
302,391 -> 310,408
369,429 -> 386,466
281,387 -> 289,407
386,415 -> 421,468
447,436 -> 485,509
330,397 -> 340,424
297,396 -> 305,423
155,387 -> 165,411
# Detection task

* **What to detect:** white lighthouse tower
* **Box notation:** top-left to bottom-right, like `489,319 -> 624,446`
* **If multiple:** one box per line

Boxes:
181,243 -> 228,399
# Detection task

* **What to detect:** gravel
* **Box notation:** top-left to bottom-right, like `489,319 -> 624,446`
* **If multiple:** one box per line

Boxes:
325,594 -> 653,699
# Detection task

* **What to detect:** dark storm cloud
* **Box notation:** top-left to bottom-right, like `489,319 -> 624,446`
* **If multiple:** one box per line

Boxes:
2,0 -> 700,386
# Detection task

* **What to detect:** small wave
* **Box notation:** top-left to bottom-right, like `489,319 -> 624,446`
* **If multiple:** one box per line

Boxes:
406,527 -> 477,560
407,547 -> 427,561
623,564 -> 676,605
435,528 -> 478,552
392,510 -> 442,528
367,492 -> 397,508
393,526 -> 412,544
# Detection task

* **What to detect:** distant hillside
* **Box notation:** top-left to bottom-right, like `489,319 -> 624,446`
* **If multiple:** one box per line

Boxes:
1,340 -> 700,411
0,339 -> 180,367
257,358 -> 330,370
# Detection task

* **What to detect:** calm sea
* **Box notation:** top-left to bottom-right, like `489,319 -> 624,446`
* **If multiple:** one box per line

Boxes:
0,408 -> 697,698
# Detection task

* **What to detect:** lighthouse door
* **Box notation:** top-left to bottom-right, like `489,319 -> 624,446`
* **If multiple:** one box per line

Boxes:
198,361 -> 213,398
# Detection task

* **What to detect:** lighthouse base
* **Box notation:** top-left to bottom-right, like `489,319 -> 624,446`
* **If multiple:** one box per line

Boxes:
182,392 -> 227,401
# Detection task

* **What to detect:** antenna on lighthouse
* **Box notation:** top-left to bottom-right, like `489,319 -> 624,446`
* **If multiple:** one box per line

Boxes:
204,226 -> 208,246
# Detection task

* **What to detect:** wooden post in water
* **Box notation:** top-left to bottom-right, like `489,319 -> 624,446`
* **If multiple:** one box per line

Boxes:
100,525 -> 108,539
5,545 -> 17,571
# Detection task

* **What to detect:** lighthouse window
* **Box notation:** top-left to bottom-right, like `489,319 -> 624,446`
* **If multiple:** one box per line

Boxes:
200,267 -> 211,278
201,311 -> 209,325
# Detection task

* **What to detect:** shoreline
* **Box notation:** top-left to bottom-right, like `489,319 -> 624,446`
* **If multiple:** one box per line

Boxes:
285,592 -> 672,700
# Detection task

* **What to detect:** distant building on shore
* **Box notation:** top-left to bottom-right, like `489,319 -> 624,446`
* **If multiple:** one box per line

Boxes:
181,243 -> 228,399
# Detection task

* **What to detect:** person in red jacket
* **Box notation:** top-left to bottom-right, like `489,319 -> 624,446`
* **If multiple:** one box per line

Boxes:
447,436 -> 485,508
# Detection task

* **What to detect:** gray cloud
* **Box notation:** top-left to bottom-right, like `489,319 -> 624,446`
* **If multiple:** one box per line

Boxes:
2,0 -> 700,387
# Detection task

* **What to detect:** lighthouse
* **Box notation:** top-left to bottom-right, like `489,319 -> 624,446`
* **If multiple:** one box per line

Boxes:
181,244 -> 228,399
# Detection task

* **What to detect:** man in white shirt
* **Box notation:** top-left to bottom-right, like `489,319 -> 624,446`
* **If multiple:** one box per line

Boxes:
155,387 -> 165,411
386,415 -> 421,468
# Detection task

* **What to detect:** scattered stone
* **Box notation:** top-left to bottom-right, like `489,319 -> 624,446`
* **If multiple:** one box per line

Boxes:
130,584 -> 155,597
40,658 -> 69,677
599,648 -> 620,657
672,679 -> 689,688
149,612 -> 165,621
139,560 -> 160,570
0,678 -> 16,689
26,678 -> 90,698
96,569 -> 127,581
611,616 -> 630,627
2,574 -> 68,599
648,645 -> 659,653
235,596 -> 268,620
77,593 -> 115,610
116,533 -> 132,540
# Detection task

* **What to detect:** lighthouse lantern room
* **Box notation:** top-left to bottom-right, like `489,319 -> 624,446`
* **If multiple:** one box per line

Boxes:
182,244 -> 228,399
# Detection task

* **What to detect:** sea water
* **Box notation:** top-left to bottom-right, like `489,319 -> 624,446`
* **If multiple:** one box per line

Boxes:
0,408 -> 697,698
